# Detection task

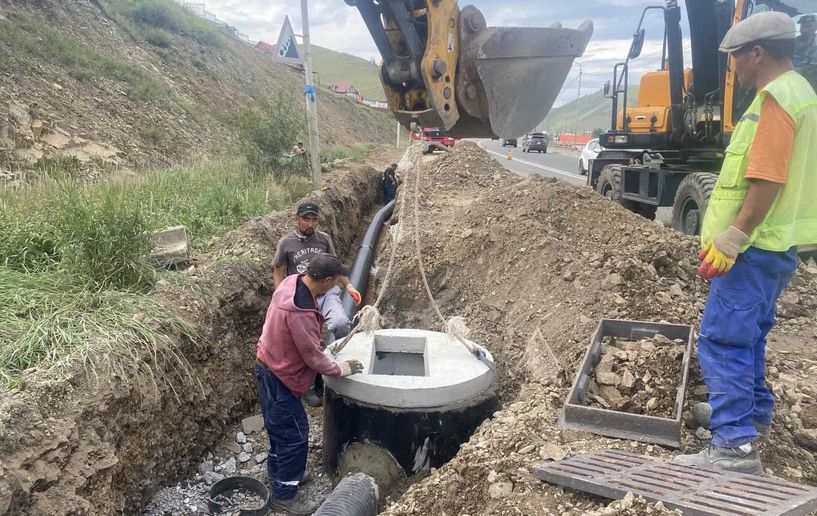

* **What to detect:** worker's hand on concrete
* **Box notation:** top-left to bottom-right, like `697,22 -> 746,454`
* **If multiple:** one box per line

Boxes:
346,284 -> 362,306
339,359 -> 364,377
698,226 -> 749,279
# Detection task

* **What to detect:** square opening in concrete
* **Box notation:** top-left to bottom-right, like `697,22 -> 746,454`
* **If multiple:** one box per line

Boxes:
371,335 -> 428,376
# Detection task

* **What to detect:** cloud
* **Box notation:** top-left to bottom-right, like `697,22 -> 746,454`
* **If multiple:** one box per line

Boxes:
197,0 -> 695,106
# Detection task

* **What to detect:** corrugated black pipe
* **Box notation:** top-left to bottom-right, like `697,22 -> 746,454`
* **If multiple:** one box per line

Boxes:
341,200 -> 396,320
314,473 -> 379,516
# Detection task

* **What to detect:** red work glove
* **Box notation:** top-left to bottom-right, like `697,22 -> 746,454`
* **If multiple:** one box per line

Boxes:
346,285 -> 362,306
698,226 -> 749,280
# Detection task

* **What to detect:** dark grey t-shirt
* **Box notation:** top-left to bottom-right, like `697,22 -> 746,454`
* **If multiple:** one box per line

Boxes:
273,231 -> 336,277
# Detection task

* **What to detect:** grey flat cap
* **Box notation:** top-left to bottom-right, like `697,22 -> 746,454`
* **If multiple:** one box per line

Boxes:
719,11 -> 797,53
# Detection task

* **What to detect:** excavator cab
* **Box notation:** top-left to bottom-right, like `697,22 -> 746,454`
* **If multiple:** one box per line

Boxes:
346,0 -> 593,139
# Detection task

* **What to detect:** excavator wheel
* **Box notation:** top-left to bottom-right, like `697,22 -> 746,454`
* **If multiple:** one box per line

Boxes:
597,165 -> 656,220
672,172 -> 718,236
596,165 -> 624,202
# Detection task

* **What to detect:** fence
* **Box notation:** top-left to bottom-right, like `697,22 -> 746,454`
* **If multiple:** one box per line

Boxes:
174,1 -> 256,45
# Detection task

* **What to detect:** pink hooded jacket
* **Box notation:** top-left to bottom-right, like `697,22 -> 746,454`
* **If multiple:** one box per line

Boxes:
256,274 -> 342,397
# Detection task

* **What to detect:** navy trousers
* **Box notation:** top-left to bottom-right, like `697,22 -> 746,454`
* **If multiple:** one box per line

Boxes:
255,364 -> 308,500
698,246 -> 797,447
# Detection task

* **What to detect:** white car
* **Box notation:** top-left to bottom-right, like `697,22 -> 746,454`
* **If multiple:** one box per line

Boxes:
578,138 -> 602,175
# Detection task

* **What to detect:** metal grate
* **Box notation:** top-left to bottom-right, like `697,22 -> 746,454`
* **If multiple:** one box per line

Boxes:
535,449 -> 817,516
559,319 -> 694,448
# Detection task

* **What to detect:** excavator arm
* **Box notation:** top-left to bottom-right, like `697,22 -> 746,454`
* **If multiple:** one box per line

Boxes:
346,0 -> 593,138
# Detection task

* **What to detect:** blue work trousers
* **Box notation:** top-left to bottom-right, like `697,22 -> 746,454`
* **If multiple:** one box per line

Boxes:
255,364 -> 308,500
698,246 -> 797,448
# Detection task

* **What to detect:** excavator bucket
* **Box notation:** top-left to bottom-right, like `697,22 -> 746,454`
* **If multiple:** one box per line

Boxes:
347,0 -> 593,138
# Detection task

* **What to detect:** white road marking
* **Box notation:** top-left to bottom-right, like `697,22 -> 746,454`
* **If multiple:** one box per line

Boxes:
479,144 -> 586,182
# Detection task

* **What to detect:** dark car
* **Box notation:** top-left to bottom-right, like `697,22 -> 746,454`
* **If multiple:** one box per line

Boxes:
502,138 -> 517,147
522,132 -> 548,153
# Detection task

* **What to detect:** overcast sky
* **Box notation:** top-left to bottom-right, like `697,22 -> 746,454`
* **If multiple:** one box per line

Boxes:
202,0 -> 693,105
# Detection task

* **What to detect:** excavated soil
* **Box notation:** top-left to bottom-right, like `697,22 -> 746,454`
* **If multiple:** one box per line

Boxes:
0,151 -> 401,515
367,142 -> 817,515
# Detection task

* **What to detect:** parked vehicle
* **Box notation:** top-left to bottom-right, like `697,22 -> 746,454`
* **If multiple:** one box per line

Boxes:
411,127 -> 456,147
502,138 -> 518,147
522,133 -> 548,153
578,139 -> 602,175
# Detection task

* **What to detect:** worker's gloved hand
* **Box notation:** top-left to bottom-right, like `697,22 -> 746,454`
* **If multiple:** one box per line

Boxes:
339,359 -> 364,377
698,226 -> 749,280
346,285 -> 362,306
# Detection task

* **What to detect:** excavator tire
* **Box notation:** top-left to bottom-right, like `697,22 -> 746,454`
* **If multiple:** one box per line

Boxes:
596,165 -> 624,201
597,165 -> 657,221
672,172 -> 718,235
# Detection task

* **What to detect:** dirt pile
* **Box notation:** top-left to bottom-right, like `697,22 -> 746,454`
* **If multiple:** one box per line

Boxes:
0,157 -> 387,515
587,335 -> 685,418
0,0 -> 392,179
371,142 -> 817,514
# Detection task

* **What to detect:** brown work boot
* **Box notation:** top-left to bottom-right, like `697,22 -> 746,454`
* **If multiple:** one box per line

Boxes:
269,490 -> 320,515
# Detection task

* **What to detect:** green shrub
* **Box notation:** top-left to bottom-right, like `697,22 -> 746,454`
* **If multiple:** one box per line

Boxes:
233,99 -> 308,183
141,124 -> 166,142
2,14 -> 165,99
35,155 -> 82,178
145,28 -> 172,48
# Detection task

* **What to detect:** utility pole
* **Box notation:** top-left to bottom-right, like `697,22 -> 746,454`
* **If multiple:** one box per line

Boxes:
300,0 -> 321,189
574,61 -> 583,145
396,121 -> 401,148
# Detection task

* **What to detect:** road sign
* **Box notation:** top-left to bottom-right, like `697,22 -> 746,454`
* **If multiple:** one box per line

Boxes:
274,15 -> 303,66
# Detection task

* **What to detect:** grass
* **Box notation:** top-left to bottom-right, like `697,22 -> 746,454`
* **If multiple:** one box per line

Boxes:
144,28 -> 173,48
0,268 -> 197,395
309,45 -> 385,101
0,13 -> 165,99
141,124 -> 166,142
102,0 -> 222,47
0,159 -> 309,391
321,143 -> 375,164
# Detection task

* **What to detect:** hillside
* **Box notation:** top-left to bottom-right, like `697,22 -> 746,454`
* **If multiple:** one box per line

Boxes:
309,45 -> 385,101
544,86 -> 639,134
0,0 -> 394,178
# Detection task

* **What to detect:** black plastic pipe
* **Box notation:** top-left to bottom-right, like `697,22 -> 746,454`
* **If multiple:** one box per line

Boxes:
341,200 -> 396,320
314,473 -> 379,516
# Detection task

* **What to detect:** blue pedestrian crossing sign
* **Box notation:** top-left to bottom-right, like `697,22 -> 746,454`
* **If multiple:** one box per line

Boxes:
274,16 -> 303,66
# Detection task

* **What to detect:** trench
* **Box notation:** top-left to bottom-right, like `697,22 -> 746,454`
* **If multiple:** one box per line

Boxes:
142,191 -> 509,516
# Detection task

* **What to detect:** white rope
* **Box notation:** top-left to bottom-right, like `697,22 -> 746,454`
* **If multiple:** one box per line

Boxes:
331,143 -> 478,361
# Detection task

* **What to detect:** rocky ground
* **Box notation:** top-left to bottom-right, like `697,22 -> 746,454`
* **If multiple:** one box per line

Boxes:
587,334 -> 686,419
362,142 -> 817,515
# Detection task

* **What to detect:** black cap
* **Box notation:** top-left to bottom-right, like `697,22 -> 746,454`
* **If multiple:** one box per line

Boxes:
799,14 -> 816,24
297,202 -> 319,216
307,253 -> 349,278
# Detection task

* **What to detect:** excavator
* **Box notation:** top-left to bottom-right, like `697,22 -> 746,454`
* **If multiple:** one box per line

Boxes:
344,0 -> 594,139
587,0 -> 817,239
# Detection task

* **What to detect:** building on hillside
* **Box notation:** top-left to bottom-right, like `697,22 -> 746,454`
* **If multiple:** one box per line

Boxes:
256,41 -> 277,56
327,83 -> 360,97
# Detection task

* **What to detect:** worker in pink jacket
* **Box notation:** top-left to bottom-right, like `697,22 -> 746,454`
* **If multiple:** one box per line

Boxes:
255,253 -> 363,514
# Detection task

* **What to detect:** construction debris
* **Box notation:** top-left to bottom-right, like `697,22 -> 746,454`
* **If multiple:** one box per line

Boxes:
586,335 -> 686,418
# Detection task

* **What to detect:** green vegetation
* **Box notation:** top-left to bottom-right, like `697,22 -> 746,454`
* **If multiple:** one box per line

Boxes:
0,268 -> 195,393
309,45 -> 385,101
0,159 -> 307,391
141,124 -> 166,142
102,0 -> 222,47
544,86 -> 639,135
233,99 -> 308,183
35,155 -> 82,179
0,13 -> 164,99
144,28 -> 173,48
321,143 -> 374,164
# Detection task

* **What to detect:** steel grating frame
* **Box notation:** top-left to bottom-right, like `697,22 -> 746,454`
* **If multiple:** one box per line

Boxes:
535,449 -> 817,516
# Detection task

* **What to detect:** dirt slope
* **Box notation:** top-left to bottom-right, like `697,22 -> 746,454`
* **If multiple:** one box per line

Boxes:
0,0 -> 393,177
374,142 -> 817,515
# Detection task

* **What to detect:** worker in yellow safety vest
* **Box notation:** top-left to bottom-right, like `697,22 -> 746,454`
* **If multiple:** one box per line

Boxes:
674,11 -> 817,476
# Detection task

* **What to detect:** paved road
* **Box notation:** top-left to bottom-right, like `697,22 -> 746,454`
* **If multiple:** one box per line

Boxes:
477,139 -> 587,186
